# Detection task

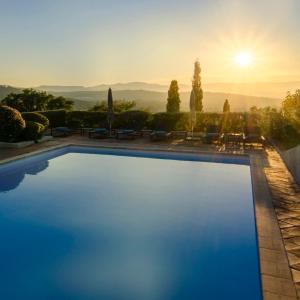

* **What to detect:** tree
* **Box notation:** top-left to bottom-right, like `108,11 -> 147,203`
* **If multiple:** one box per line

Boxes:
2,89 -> 50,111
89,99 -> 136,113
282,90 -> 300,130
166,80 -> 180,112
223,99 -> 230,113
192,60 -> 203,112
47,96 -> 74,110
1,89 -> 73,111
250,106 -> 258,113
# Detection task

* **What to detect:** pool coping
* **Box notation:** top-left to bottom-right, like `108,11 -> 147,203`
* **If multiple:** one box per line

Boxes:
0,143 -> 297,300
0,142 -> 249,166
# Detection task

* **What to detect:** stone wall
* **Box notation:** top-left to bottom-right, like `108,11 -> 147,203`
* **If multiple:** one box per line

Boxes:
280,145 -> 300,186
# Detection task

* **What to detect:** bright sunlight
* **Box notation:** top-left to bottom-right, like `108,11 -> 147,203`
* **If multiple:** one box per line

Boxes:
235,52 -> 254,67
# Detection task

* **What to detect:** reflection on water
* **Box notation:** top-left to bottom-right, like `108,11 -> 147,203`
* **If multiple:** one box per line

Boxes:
0,170 -> 25,192
0,152 -> 262,300
0,160 -> 49,192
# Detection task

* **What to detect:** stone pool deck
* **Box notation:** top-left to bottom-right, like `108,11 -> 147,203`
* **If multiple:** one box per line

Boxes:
0,135 -> 299,300
264,149 -> 300,298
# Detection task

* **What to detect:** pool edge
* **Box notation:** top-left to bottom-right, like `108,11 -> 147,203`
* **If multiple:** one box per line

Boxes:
250,153 -> 298,299
0,142 -> 250,167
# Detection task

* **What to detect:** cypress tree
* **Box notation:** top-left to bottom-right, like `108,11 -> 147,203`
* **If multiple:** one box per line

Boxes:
192,60 -> 203,112
166,80 -> 180,112
222,99 -> 231,133
223,99 -> 230,113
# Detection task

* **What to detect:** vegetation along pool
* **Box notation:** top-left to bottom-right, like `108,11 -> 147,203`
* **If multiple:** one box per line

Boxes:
0,146 -> 262,300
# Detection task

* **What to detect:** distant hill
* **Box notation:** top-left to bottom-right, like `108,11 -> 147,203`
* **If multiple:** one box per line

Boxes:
37,85 -> 86,92
37,82 -> 190,93
0,85 -> 22,99
204,81 -> 300,99
1,84 -> 282,112
37,81 -> 300,98
86,82 -> 183,92
51,89 -> 281,112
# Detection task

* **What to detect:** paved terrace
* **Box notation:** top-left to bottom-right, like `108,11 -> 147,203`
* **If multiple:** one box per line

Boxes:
0,135 -> 299,300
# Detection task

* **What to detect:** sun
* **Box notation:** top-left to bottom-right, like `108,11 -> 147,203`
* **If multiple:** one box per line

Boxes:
235,52 -> 253,67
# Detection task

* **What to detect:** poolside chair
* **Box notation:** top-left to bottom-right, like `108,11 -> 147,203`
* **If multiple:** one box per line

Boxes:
52,127 -> 73,137
171,131 -> 188,139
186,131 -> 202,142
220,132 -> 245,147
244,126 -> 266,147
203,125 -> 220,144
150,130 -> 172,142
66,120 -> 82,134
140,129 -> 153,137
89,128 -> 109,139
116,129 -> 140,140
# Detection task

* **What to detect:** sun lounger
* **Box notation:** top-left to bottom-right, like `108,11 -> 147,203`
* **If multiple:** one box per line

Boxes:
186,132 -> 203,141
116,129 -> 140,140
89,128 -> 109,139
171,131 -> 188,139
140,129 -> 153,137
203,125 -> 220,144
221,132 -> 245,146
244,126 -> 266,147
52,127 -> 73,137
150,130 -> 171,141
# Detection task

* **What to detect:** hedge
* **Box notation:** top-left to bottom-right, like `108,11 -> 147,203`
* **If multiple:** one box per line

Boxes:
194,113 -> 222,132
148,112 -> 188,131
66,111 -> 108,128
36,110 -> 248,132
38,110 -> 66,128
114,111 -> 150,130
43,110 -> 151,129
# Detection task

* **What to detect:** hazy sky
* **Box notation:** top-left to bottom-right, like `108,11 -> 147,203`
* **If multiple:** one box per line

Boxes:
1,0 -> 300,87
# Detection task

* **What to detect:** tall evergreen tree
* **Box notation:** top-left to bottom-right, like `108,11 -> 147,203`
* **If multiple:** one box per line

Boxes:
166,80 -> 180,112
221,99 -> 231,133
223,99 -> 230,113
192,60 -> 203,112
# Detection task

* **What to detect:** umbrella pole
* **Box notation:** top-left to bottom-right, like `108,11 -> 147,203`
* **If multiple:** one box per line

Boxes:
192,125 -> 194,138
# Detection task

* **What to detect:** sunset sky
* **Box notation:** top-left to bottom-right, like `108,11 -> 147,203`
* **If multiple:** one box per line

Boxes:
0,0 -> 300,87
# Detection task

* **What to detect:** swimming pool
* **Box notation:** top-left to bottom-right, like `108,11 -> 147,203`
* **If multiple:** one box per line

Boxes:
0,146 -> 262,300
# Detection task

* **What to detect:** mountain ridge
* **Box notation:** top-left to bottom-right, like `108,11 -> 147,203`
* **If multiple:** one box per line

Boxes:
0,84 -> 282,112
35,80 -> 300,98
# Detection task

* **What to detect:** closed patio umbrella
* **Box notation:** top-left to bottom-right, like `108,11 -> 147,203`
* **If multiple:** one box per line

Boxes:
107,88 -> 114,136
190,89 -> 197,137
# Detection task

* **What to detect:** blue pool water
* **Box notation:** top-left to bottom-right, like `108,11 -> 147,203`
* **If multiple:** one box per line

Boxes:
0,147 -> 262,300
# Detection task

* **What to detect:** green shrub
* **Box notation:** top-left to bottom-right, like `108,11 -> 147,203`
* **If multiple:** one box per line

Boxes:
114,111 -> 150,130
148,112 -> 188,131
269,112 -> 285,140
22,112 -> 49,129
220,112 -> 246,133
66,111 -> 108,128
83,112 -> 108,128
194,113 -> 222,132
0,105 -> 26,142
21,121 -> 45,142
38,110 -> 66,128
66,111 -> 84,128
